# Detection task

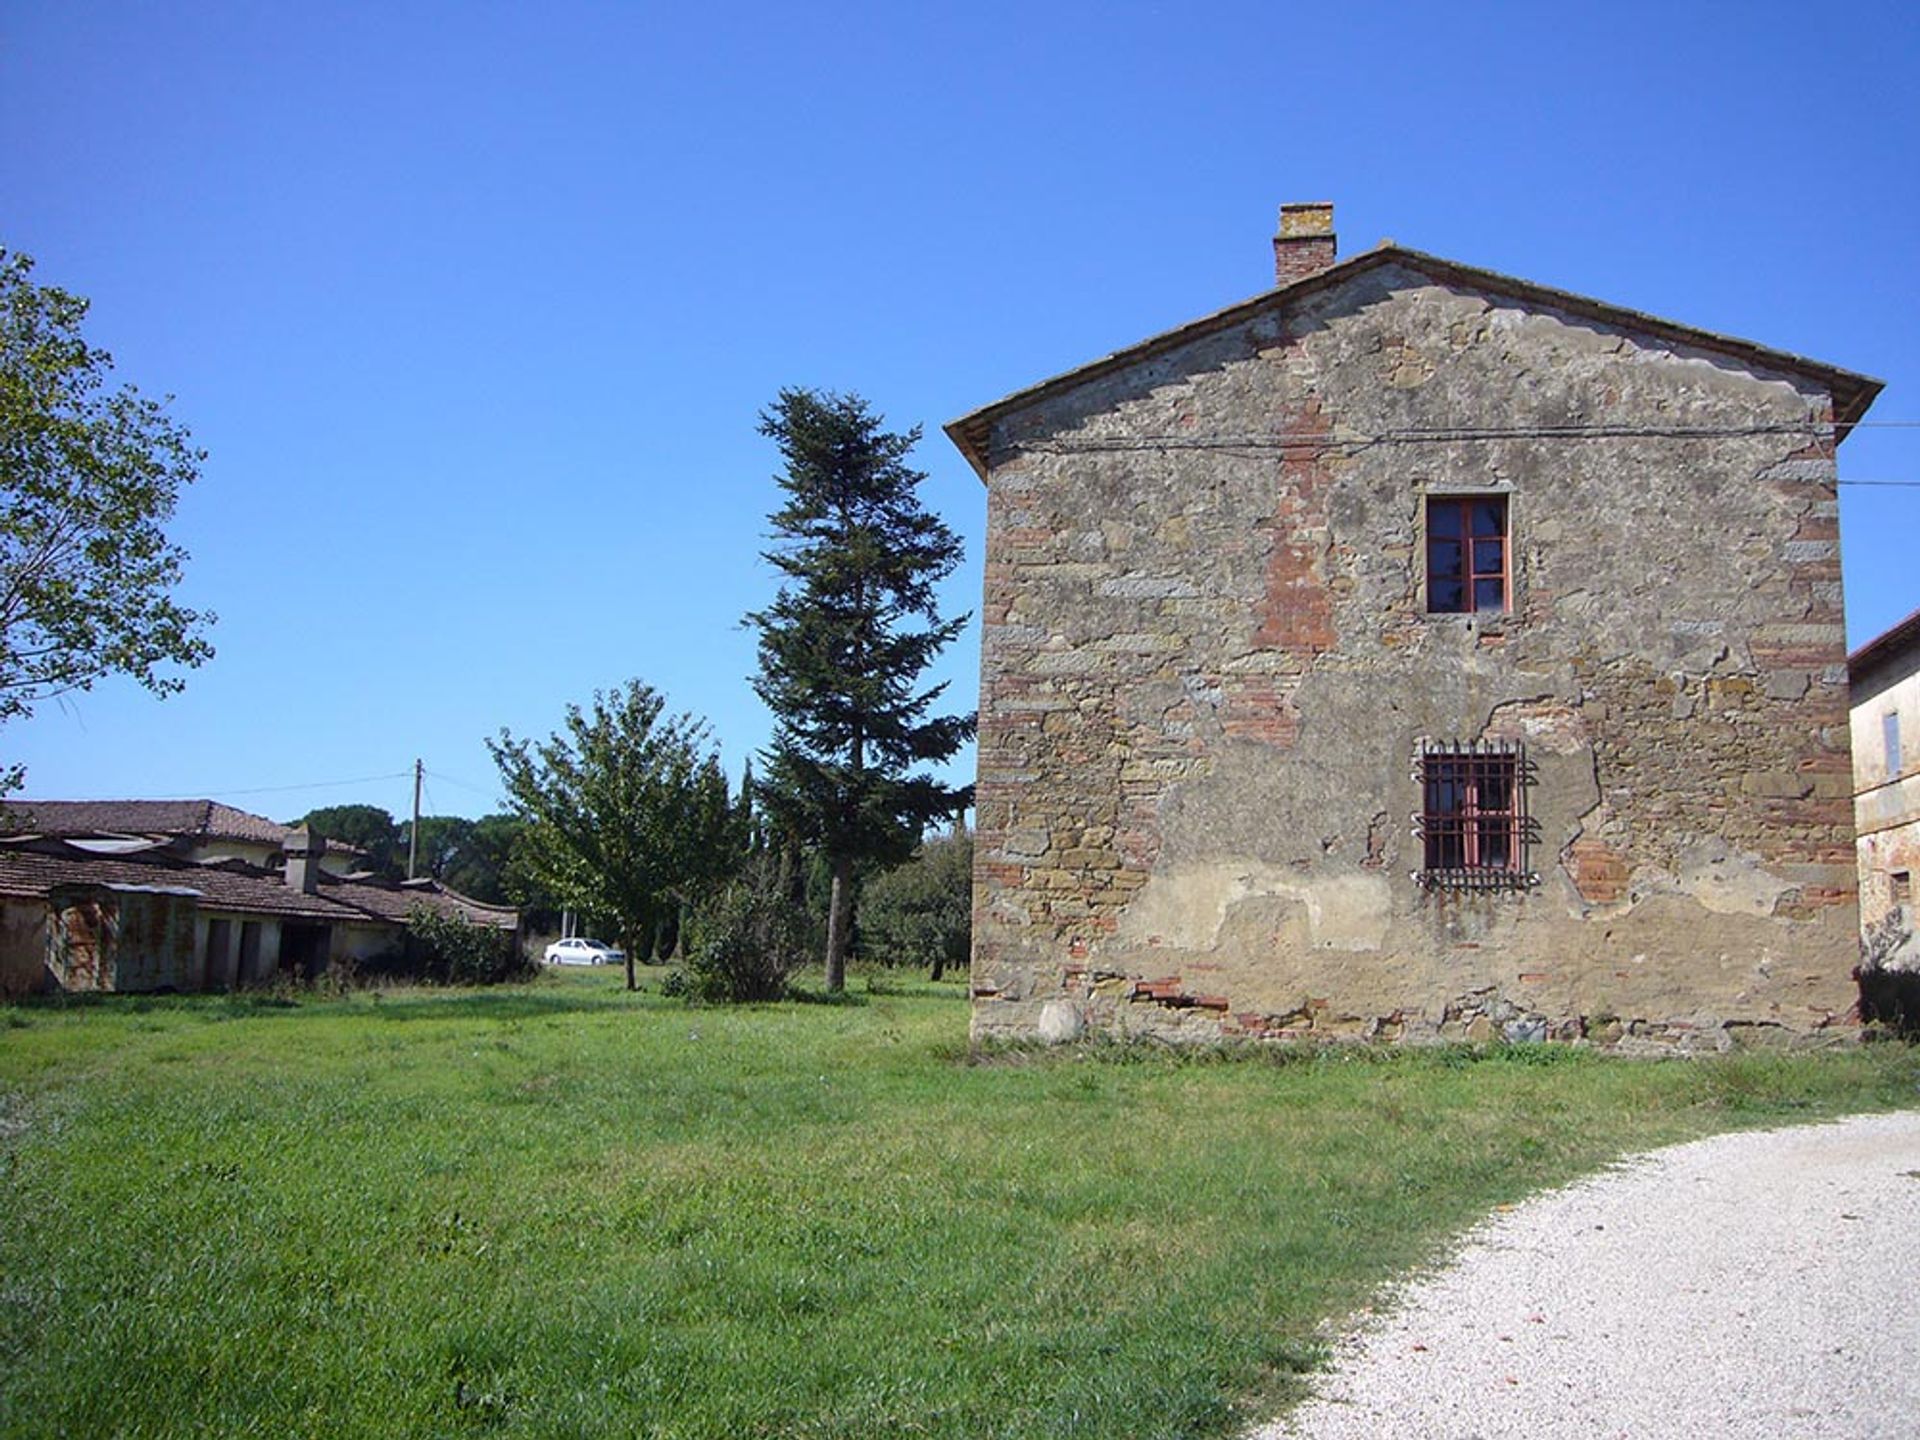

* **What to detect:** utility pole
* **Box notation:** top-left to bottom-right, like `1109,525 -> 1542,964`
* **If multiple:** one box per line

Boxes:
408,757 -> 423,879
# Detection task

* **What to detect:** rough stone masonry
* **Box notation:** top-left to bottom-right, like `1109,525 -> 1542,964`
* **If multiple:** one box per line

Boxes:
946,203 -> 1882,1051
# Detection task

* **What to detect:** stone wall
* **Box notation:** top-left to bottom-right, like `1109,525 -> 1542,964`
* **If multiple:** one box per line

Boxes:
971,263 -> 1858,1051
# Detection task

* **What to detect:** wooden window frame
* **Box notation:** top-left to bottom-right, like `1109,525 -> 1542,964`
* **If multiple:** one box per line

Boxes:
1426,494 -> 1509,615
1893,870 -> 1912,908
1414,740 -> 1537,891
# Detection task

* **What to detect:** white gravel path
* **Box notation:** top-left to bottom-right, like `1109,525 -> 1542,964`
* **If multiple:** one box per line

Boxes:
1252,1109 -> 1920,1440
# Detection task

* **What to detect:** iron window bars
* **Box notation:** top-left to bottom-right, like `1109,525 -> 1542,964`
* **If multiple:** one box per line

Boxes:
1413,738 -> 1539,890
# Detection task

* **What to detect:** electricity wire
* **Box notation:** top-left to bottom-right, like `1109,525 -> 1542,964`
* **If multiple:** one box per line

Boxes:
194,771 -> 413,799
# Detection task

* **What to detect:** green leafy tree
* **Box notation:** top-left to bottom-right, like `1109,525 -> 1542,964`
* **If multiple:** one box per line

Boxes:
292,804 -> 401,876
453,812 -> 526,905
859,829 -> 972,980
401,814 -> 475,885
0,250 -> 213,791
747,388 -> 974,992
401,813 -> 527,900
488,680 -> 739,991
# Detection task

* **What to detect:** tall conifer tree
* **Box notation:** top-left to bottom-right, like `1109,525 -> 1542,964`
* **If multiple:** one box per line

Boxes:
748,388 -> 974,991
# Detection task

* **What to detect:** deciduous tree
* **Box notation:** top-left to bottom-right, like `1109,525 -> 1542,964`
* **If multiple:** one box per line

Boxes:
860,828 -> 972,981
0,250 -> 213,789
747,388 -> 973,991
488,680 -> 738,990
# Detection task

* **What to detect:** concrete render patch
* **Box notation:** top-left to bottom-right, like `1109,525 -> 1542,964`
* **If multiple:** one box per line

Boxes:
1253,1110 -> 1920,1440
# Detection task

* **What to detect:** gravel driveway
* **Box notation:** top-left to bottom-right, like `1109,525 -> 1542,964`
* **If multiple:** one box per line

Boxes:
1253,1109 -> 1920,1440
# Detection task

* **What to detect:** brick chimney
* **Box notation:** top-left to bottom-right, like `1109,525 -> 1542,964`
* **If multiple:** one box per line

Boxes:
1273,201 -> 1337,285
285,829 -> 326,895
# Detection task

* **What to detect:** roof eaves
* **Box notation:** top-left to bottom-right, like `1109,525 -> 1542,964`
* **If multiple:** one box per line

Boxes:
1849,607 -> 1920,681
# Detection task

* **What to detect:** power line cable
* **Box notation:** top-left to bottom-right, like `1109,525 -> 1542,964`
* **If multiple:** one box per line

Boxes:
425,768 -> 499,798
194,771 -> 413,800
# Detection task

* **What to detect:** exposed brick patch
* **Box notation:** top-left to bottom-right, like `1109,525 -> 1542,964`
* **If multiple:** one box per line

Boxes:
1219,678 -> 1302,746
1253,401 -> 1336,656
1565,838 -> 1630,905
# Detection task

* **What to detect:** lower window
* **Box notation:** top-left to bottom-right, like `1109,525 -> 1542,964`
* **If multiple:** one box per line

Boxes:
1415,740 -> 1536,890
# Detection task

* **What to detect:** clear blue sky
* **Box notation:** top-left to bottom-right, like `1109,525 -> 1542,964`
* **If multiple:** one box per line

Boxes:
4,1 -> 1916,824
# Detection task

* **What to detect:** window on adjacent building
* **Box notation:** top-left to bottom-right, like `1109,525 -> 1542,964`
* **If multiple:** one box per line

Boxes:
1426,495 -> 1508,614
1415,740 -> 1536,889
1893,871 -> 1912,908
1885,711 -> 1902,780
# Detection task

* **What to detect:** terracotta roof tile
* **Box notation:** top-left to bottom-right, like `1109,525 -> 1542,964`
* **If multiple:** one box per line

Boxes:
0,843 -> 363,921
1,799 -> 296,846
316,872 -> 520,930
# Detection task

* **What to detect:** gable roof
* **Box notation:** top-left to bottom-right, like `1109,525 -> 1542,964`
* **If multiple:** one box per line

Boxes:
3,798 -> 298,847
944,245 -> 1883,480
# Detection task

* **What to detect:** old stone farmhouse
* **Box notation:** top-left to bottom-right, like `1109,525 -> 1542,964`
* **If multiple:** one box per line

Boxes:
947,203 -> 1880,1050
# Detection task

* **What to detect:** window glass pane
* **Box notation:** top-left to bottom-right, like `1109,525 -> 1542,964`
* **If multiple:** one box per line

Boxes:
1428,501 -> 1462,538
1886,712 -> 1901,778
1478,821 -> 1510,870
1478,768 -> 1512,811
1474,578 -> 1506,612
1473,537 -> 1503,576
1429,579 -> 1465,612
1471,499 -> 1505,537
1427,829 -> 1463,870
1428,539 -> 1463,577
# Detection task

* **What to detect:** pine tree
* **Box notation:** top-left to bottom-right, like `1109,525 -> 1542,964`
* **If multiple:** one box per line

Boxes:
747,388 -> 974,991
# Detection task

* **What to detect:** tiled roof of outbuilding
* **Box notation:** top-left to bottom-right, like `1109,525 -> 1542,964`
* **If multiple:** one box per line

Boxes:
2,799 -> 297,846
0,843 -> 364,921
0,839 -> 519,931
315,872 -> 520,931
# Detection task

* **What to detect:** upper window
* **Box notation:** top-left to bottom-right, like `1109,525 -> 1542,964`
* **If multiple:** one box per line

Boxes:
1885,711 -> 1902,781
1427,495 -> 1508,614
1415,740 -> 1535,890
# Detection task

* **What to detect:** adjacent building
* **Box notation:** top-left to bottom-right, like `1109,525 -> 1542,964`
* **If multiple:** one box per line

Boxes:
0,804 -> 518,996
1850,609 -> 1920,967
948,203 -> 1879,1050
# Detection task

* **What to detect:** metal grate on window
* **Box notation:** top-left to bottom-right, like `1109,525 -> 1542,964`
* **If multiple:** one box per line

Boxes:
1412,738 -> 1539,891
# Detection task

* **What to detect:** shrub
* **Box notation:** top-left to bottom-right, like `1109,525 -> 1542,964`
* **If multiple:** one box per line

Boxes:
859,831 -> 971,979
405,908 -> 532,986
684,855 -> 807,1003
1857,909 -> 1920,1037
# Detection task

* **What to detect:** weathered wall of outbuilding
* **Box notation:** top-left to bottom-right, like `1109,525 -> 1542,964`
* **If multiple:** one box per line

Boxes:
1852,636 -> 1920,968
972,264 -> 1856,1050
0,899 -> 48,997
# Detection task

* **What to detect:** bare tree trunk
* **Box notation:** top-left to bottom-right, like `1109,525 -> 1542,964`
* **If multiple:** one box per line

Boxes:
624,932 -> 637,992
824,854 -> 853,992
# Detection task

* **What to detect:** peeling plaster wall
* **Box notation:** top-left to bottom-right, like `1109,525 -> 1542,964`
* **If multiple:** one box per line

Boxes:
971,266 -> 1858,1050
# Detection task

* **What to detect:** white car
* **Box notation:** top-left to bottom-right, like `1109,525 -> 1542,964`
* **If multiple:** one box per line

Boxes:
543,937 -> 625,967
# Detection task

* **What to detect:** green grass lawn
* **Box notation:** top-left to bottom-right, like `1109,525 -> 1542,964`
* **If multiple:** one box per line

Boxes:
1,971 -> 1914,1440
